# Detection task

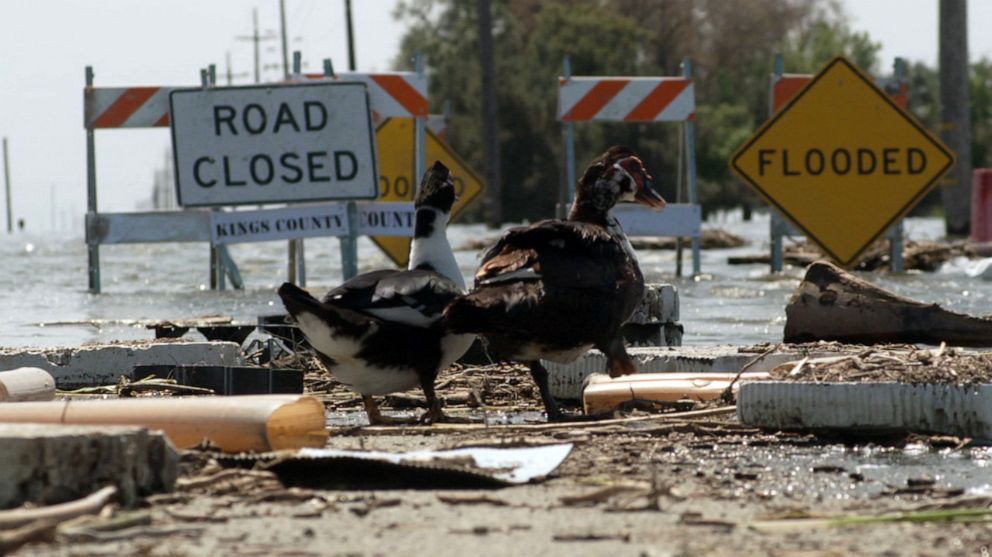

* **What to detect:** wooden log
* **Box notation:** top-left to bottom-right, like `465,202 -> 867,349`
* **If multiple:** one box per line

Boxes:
784,260 -> 992,346
0,368 -> 55,402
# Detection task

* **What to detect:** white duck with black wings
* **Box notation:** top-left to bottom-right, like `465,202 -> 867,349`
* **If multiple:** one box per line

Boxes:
444,146 -> 666,420
278,161 -> 473,424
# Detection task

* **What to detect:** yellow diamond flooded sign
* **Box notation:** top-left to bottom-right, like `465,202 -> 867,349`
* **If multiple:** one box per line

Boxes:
373,118 -> 484,267
730,57 -> 954,266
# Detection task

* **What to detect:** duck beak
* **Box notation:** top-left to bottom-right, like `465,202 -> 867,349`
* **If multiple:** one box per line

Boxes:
635,180 -> 667,210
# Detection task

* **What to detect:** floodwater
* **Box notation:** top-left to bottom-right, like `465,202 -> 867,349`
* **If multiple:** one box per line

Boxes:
683,441 -> 992,500
3,212 -> 989,347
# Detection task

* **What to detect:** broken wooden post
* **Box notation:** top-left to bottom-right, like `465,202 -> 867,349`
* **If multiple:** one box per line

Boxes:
784,260 -> 992,346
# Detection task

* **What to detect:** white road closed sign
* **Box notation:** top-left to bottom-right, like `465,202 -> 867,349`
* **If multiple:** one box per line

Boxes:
170,82 -> 378,207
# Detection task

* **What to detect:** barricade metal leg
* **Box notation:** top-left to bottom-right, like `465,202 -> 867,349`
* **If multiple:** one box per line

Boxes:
218,245 -> 244,289
340,201 -> 359,280
210,244 -> 220,290
771,212 -> 784,273
87,243 -> 100,294
889,220 -> 904,272
287,240 -> 297,284
296,239 -> 306,286
85,66 -> 101,294
414,54 -> 426,183
682,58 -> 701,276
768,54 -> 784,274
563,56 -> 576,206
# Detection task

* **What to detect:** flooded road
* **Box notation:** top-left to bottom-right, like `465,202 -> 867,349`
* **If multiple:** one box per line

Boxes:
3,213 -> 988,347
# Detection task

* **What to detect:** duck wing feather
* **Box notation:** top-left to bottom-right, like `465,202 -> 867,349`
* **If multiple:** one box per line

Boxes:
323,269 -> 462,328
475,220 -> 634,289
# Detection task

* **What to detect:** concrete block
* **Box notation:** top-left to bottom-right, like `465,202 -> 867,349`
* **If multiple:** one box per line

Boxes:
0,424 -> 178,509
626,283 -> 679,324
0,340 -> 244,389
546,346 -> 821,401
739,382 -> 992,441
621,284 -> 682,348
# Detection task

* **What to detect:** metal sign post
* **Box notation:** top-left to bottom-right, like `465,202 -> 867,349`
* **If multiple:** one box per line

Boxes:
562,56 -> 576,219
414,53 -> 426,193
681,58 -> 702,276
289,51 -> 306,286
2,137 -> 11,234
85,66 -> 101,293
323,56 -> 360,281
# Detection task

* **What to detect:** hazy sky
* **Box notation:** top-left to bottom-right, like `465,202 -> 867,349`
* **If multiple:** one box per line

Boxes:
1,0 -> 990,232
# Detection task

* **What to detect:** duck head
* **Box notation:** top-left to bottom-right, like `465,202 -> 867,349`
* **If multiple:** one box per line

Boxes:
414,160 -> 456,214
571,146 -> 665,222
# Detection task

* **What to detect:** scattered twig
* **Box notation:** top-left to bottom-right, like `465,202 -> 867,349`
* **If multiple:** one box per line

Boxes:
350,498 -> 401,517
749,507 -> 992,533
437,494 -> 509,506
679,512 -> 737,530
176,469 -> 277,492
164,509 -> 229,523
552,531 -> 631,542
0,486 -> 116,530
720,344 -> 781,403
338,406 -> 737,436
0,520 -> 57,554
59,525 -> 205,543
560,484 -> 648,507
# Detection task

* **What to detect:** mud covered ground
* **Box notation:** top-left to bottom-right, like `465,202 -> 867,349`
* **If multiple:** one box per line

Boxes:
13,415 -> 992,557
11,346 -> 992,556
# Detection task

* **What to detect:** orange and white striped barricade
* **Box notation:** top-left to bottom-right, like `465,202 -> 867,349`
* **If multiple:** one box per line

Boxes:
766,56 -> 910,272
558,56 -> 702,276
85,86 -> 176,129
83,67 -> 247,294
82,71 -> 194,293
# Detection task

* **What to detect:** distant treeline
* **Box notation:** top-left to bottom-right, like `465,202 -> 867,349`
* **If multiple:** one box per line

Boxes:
393,0 -> 991,223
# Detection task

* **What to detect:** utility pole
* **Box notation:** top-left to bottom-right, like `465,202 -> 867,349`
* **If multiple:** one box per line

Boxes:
2,137 -> 11,234
344,0 -> 357,71
939,0 -> 972,237
235,8 -> 275,83
477,0 -> 502,227
279,0 -> 290,79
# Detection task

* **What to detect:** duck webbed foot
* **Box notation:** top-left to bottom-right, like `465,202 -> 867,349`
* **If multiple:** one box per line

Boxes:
362,395 -> 417,425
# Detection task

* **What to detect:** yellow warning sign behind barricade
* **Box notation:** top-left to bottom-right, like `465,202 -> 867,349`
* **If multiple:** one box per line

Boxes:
374,118 -> 484,267
731,57 -> 954,266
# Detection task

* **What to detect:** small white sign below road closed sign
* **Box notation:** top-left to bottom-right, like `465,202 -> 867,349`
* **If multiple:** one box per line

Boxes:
211,204 -> 349,244
170,82 -> 378,207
